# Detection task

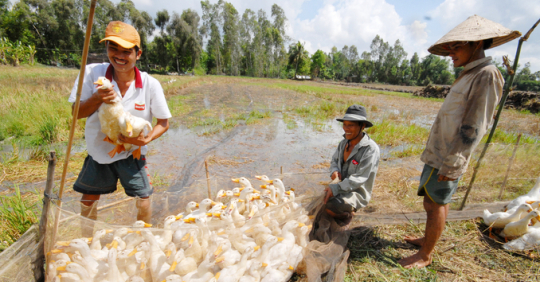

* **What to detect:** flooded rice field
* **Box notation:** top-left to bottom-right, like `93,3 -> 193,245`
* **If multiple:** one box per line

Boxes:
4,77 -> 540,218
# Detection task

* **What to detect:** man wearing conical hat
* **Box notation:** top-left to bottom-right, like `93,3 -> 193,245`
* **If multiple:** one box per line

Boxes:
398,15 -> 520,268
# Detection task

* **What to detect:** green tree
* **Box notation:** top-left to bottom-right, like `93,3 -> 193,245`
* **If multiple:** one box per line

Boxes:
310,49 -> 326,78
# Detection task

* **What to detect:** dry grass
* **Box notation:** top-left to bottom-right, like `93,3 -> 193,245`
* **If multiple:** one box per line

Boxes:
344,219 -> 540,281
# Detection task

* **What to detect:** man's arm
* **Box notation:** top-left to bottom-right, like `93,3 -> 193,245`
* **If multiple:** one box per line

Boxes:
118,118 -> 169,146
72,87 -> 117,119
329,143 -> 341,180
439,70 -> 503,179
328,145 -> 380,204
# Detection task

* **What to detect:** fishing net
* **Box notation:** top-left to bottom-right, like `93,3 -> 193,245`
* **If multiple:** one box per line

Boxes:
31,172 -> 353,282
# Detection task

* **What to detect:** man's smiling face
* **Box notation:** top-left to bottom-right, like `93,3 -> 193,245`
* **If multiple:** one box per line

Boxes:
106,41 -> 141,72
343,120 -> 364,140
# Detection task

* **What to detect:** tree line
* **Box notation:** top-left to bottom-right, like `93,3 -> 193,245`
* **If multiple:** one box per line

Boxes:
1,0 -> 538,87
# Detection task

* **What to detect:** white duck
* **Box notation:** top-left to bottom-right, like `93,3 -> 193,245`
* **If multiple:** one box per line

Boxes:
58,262 -> 92,282
505,177 -> 540,211
239,261 -> 264,282
500,210 -> 540,239
503,226 -> 540,251
265,221 -> 298,267
156,215 -> 178,250
214,240 -> 241,269
105,248 -> 124,282
217,246 -> 255,282
94,77 -> 152,160
260,262 -> 294,282
482,203 -> 532,236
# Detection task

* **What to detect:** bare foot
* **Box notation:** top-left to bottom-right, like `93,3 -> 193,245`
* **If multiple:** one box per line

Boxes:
398,252 -> 432,269
404,236 -> 424,247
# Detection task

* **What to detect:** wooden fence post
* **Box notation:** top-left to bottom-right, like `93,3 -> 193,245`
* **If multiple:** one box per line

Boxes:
205,159 -> 211,199
498,134 -> 522,199
36,151 -> 56,281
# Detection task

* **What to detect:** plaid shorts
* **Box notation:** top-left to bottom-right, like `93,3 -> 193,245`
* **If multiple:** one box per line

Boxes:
74,154 -> 153,198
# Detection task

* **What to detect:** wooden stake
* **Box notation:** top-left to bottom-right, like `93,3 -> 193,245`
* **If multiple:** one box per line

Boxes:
459,18 -> 540,210
281,166 -> 283,175
205,159 -> 211,199
36,151 -> 56,281
499,134 -> 522,199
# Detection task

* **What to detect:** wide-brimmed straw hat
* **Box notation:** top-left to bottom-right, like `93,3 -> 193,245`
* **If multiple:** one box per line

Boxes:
336,105 -> 373,128
428,15 -> 521,56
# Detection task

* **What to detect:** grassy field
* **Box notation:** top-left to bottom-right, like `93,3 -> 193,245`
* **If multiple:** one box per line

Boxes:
1,65 -> 540,280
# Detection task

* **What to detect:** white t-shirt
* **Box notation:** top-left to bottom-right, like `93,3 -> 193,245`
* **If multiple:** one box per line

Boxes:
69,63 -> 172,164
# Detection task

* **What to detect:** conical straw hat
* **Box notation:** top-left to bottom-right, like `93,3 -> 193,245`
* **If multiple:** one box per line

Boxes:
428,15 -> 521,56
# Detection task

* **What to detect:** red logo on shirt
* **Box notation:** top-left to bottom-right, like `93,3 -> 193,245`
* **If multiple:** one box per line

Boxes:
135,102 -> 145,111
352,160 -> 359,165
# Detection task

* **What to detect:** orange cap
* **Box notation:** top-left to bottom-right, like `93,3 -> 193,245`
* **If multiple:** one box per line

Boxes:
99,21 -> 140,49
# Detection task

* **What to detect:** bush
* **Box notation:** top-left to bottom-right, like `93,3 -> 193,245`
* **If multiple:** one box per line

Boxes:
515,80 -> 540,92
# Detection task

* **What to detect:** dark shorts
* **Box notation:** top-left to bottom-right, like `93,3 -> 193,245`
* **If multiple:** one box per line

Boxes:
325,196 -> 356,215
417,164 -> 460,205
74,154 -> 153,198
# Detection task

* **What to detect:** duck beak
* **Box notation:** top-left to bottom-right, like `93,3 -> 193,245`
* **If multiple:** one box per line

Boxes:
211,201 -> 218,206
56,266 -> 66,271
140,261 -> 145,270
221,206 -> 227,210
106,230 -> 114,233
213,213 -> 221,217
255,176 -> 262,180
262,263 -> 268,267
290,188 -> 295,191
536,215 -> 540,221
206,212 -> 213,217
238,188 -> 244,192
169,260 -> 177,272
214,245 -> 223,256
93,78 -> 103,87
196,203 -> 200,208
215,256 -> 225,263
285,191 -> 291,195
217,230 -> 226,236
125,120 -> 133,136
111,240 -> 118,249
277,237 -> 284,242
166,250 -> 172,258
289,265 -> 294,270
248,208 -> 257,219
181,233 -> 190,241
144,223 -> 152,228
245,227 -> 254,233
50,249 -> 63,254
308,215 -> 316,220
266,180 -> 273,184
175,215 -> 184,220
234,193 -> 241,197
253,189 -> 261,194
526,201 -> 535,204
188,235 -> 194,245
56,241 -> 70,247
260,185 -> 267,189
298,223 -> 306,227
128,248 -> 138,257
254,246 -> 260,251
183,219 -> 191,223
231,178 -> 240,183
215,272 -> 221,280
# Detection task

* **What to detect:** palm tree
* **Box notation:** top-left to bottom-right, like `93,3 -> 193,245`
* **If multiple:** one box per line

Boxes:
288,41 -> 306,79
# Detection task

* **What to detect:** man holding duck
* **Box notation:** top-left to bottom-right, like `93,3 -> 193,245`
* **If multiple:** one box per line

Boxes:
398,15 -> 520,268
69,21 -> 171,236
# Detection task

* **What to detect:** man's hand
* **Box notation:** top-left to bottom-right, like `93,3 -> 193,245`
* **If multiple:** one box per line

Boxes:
118,131 -> 152,146
331,171 -> 342,181
437,174 -> 457,182
94,86 -> 117,104
324,187 -> 334,204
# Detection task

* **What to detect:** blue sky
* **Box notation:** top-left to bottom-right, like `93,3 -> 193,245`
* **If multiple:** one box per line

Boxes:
10,0 -> 540,72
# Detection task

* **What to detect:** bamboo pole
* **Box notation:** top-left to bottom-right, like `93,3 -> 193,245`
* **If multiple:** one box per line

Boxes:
498,134 -> 522,199
50,0 -> 98,247
459,18 -> 540,210
205,159 -> 211,199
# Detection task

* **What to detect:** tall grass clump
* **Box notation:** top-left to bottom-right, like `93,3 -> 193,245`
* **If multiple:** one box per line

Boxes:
0,65 -> 79,146
0,186 -> 40,251
367,120 -> 429,146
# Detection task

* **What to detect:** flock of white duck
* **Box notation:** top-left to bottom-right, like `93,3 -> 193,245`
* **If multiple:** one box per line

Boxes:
47,176 -> 312,282
482,177 -> 540,251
